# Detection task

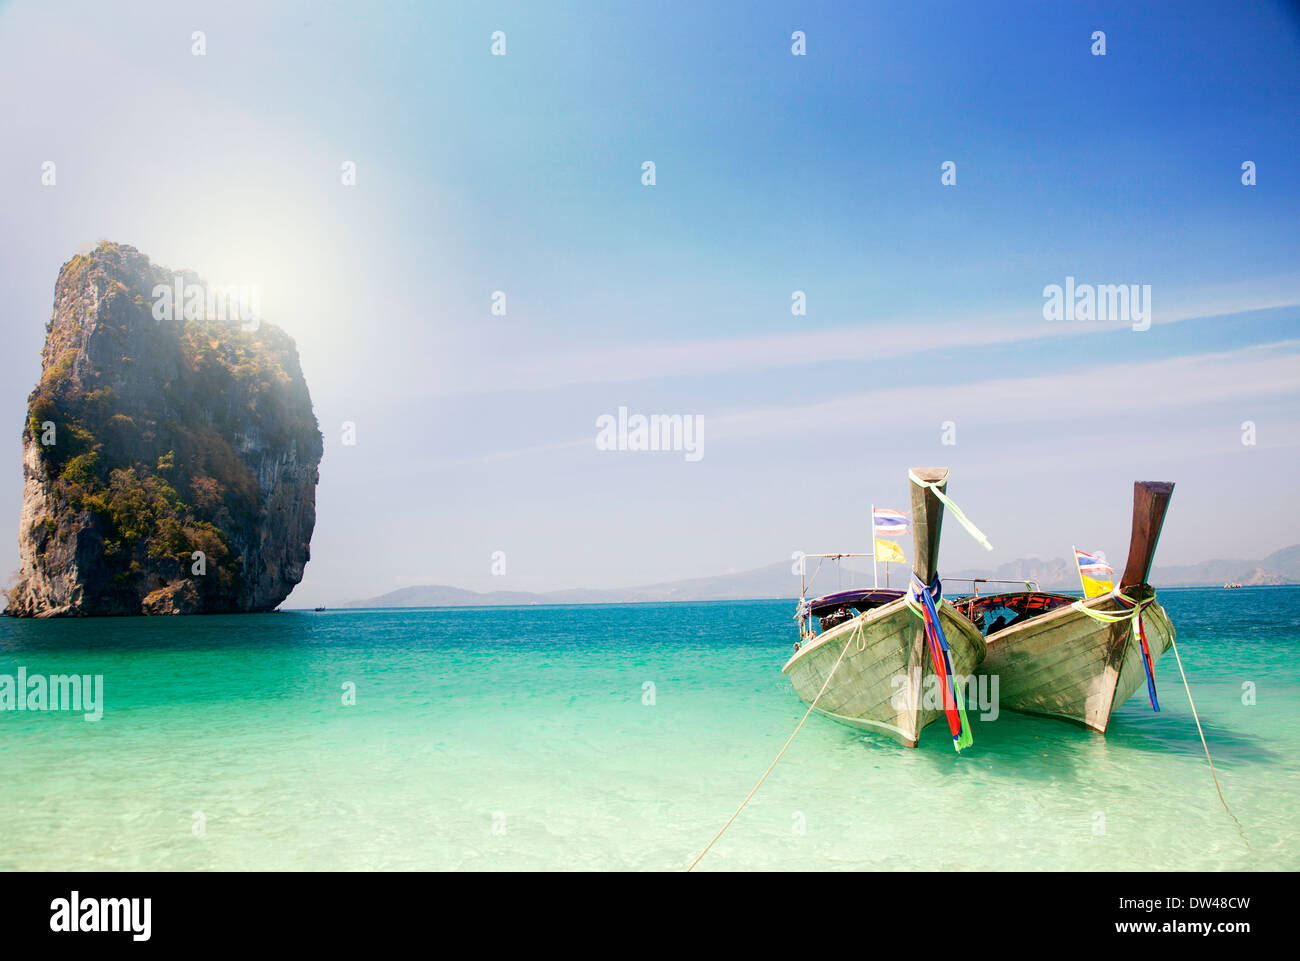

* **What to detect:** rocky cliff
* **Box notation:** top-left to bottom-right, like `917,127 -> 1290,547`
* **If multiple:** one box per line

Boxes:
5,242 -> 322,616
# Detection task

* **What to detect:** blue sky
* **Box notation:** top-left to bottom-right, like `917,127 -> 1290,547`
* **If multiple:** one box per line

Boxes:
1,0 -> 1297,606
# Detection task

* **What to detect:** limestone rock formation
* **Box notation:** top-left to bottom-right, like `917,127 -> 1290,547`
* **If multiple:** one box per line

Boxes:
5,242 -> 322,616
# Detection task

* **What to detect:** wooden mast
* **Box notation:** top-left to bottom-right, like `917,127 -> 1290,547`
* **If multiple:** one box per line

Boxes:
1118,481 -> 1175,589
909,468 -> 949,587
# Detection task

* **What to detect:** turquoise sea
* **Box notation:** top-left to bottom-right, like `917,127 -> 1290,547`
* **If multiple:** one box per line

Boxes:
1,587 -> 1296,871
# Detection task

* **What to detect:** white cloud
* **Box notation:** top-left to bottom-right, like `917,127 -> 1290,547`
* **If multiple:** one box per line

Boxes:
428,284 -> 1300,397
714,340 -> 1300,440
406,339 -> 1300,471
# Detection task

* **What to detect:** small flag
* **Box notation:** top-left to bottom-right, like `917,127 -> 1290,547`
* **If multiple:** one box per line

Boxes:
1074,548 -> 1114,598
875,538 -> 905,564
1075,549 -> 1113,577
872,508 -> 909,537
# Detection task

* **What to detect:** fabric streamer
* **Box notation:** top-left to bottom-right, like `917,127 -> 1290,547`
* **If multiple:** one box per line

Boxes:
898,472 -> 992,751
907,574 -> 973,751
1133,607 -> 1160,711
907,469 -> 994,552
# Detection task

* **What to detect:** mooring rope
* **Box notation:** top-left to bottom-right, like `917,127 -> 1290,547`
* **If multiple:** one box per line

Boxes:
685,616 -> 865,872
688,574 -> 1245,865
1069,594 -> 1154,623
1167,634 -> 1246,840
1078,595 -> 1241,835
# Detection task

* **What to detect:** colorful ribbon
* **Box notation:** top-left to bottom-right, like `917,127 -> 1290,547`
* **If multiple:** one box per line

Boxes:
907,574 -> 973,751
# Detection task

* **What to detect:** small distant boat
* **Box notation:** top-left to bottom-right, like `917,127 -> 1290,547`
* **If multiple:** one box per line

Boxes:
782,468 -> 988,749
962,481 -> 1176,734
1223,582 -> 1243,589
313,605 -> 327,612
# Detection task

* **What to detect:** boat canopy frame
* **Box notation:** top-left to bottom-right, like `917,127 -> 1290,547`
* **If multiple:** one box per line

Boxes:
794,552 -> 887,639
793,551 -> 1046,641
942,577 -> 1041,596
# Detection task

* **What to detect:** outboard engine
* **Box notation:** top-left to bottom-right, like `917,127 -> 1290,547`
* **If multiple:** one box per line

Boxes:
818,606 -> 854,632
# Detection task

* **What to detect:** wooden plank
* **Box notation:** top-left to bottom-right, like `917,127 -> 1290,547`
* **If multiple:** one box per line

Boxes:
980,588 -> 1173,732
981,612 -> 1115,726
782,599 -> 984,746
908,467 -> 948,586
1119,481 -> 1175,589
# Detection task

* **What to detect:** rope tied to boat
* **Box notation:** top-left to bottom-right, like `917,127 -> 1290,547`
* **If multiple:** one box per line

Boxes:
1070,592 -> 1160,711
685,615 -> 868,872
1075,592 -> 1243,836
1166,633 -> 1247,840
906,574 -> 973,752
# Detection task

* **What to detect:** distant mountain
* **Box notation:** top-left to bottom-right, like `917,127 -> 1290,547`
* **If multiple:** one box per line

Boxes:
947,556 -> 1078,591
951,545 -> 1300,590
342,561 -> 808,608
347,584 -> 558,607
340,546 -> 1300,608
1151,544 -> 1300,588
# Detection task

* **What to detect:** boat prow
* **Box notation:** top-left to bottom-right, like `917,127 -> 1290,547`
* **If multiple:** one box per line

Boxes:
972,481 -> 1176,733
782,593 -> 986,746
783,468 -> 987,748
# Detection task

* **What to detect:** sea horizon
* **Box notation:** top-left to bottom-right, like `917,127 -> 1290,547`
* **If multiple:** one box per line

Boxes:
290,581 -> 1300,615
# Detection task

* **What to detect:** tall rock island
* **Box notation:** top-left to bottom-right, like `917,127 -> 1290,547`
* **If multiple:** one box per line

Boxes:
5,242 -> 322,616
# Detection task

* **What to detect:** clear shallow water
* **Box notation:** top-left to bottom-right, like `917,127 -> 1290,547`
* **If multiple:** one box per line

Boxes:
0,587 -> 1295,871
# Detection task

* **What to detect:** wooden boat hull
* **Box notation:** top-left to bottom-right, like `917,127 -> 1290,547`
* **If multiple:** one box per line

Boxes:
976,585 -> 1173,733
781,598 -> 986,747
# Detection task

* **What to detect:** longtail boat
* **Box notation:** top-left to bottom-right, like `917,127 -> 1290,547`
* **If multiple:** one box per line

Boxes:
781,468 -> 990,749
963,481 -> 1175,733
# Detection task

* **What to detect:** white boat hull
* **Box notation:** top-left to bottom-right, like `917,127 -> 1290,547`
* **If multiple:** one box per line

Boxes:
977,588 -> 1173,733
781,598 -> 987,747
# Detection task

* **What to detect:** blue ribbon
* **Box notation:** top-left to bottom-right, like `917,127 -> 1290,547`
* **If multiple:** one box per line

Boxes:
910,573 -> 965,744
